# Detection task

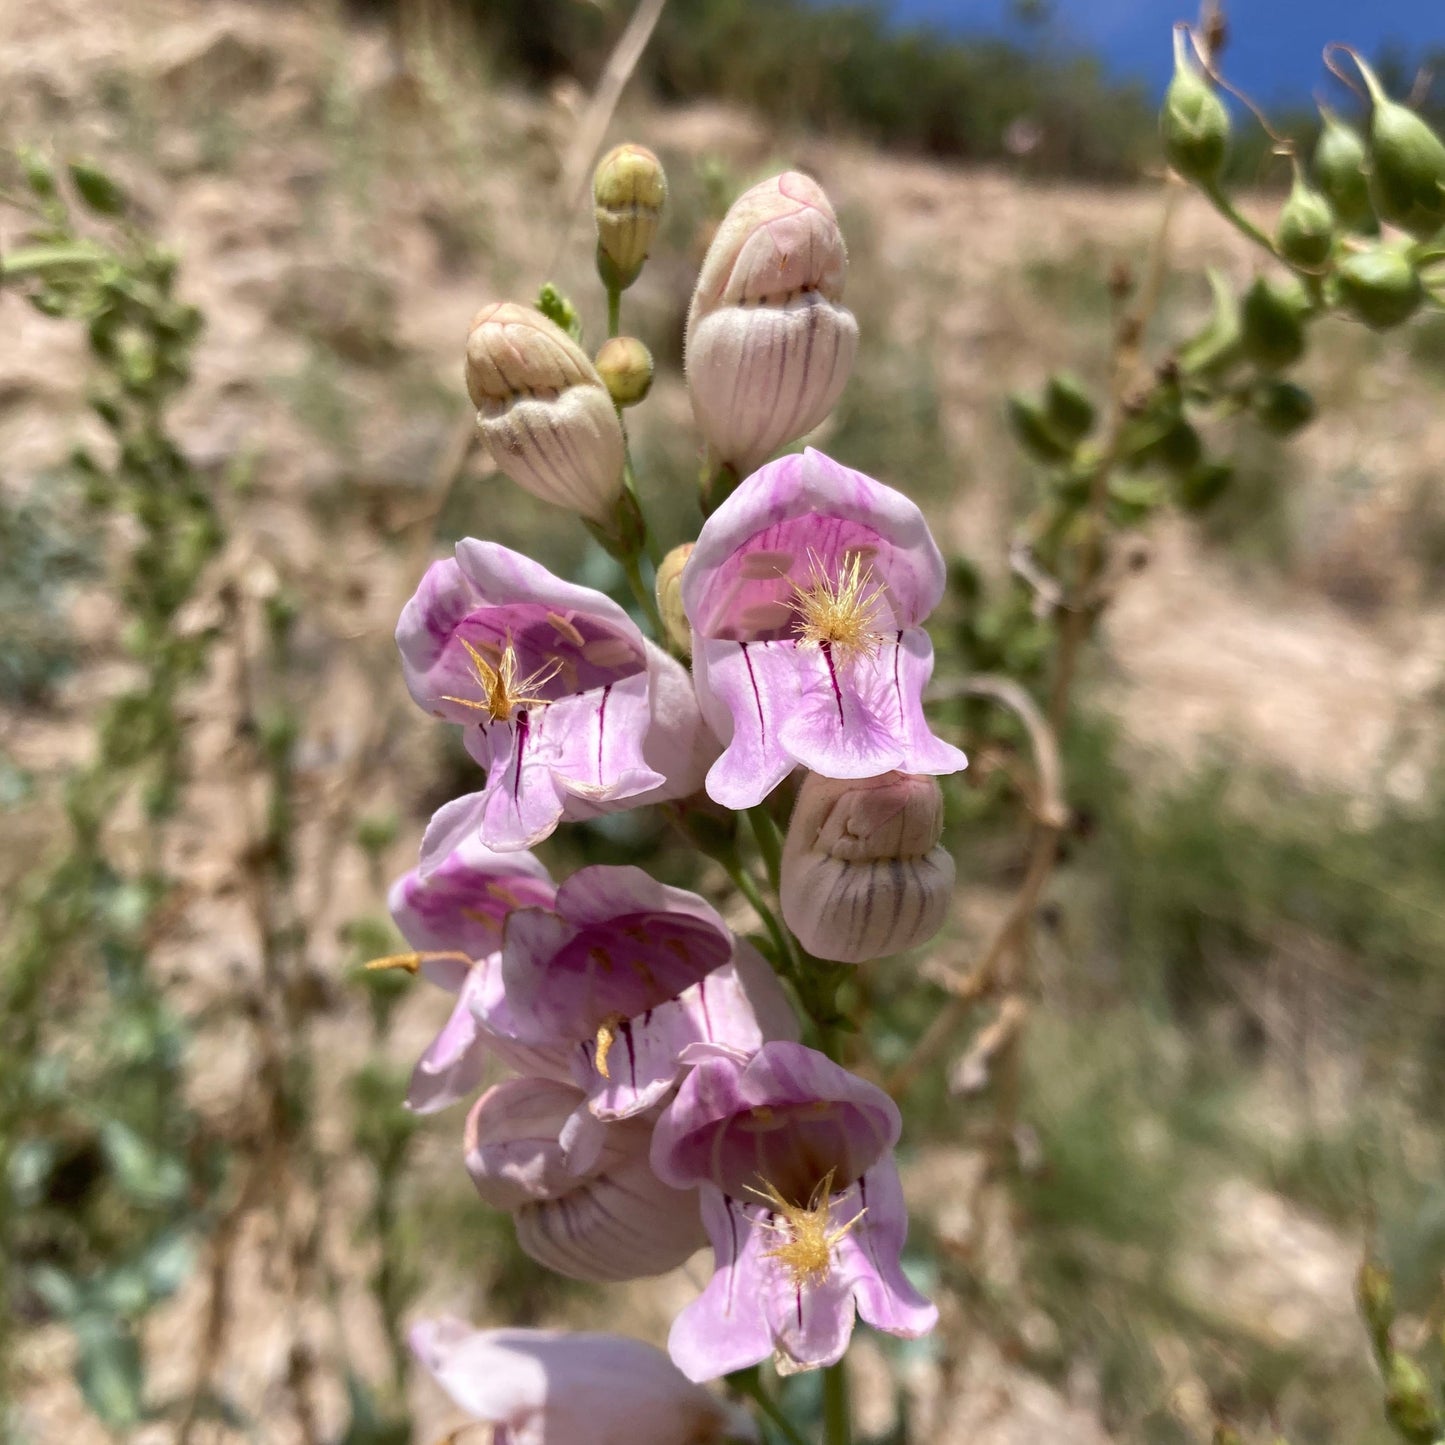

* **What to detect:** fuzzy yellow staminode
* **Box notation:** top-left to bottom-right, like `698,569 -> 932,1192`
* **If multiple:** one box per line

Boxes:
593,1012 -> 629,1080
749,1170 -> 865,1288
442,638 -> 560,722
790,554 -> 886,661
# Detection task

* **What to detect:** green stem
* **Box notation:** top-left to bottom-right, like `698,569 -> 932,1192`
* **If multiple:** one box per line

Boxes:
823,1358 -> 852,1445
748,805 -> 785,892
606,282 -> 621,338
726,859 -> 794,977
621,551 -> 664,638
731,1374 -> 811,1445
1201,182 -> 1278,259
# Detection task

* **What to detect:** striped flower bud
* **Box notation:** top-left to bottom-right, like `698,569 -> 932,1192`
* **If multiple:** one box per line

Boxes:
686,172 -> 858,476
779,770 -> 954,964
465,1076 -> 705,1282
594,143 -> 667,290
465,302 -> 625,526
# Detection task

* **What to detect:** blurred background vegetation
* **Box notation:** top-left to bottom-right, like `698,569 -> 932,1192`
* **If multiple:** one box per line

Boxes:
4,0 -> 1445,1442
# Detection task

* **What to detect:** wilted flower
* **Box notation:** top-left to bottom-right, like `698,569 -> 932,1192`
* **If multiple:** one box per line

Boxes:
477,866 -> 796,1152
651,1041 -> 937,1380
780,770 -> 954,963
686,172 -> 858,476
388,838 -> 571,1111
465,1076 -> 706,1282
466,301 -> 625,526
680,448 -> 966,810
411,1316 -> 752,1444
398,541 -> 715,856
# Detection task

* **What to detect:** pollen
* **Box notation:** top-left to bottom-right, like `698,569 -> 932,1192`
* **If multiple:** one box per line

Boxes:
593,1012 -> 628,1080
748,1170 -> 865,1289
441,638 -> 560,722
790,553 -> 886,661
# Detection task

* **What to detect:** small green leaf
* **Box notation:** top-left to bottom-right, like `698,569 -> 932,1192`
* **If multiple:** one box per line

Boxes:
19,146 -> 58,200
74,1315 -> 144,1429
67,160 -> 128,216
27,1263 -> 82,1319
536,282 -> 584,343
99,1120 -> 188,1208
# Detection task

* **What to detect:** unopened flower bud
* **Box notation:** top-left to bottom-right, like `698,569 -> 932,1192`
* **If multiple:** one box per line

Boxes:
1043,372 -> 1096,444
686,172 -> 859,475
1314,109 -> 1374,232
780,771 -> 954,964
595,335 -> 653,407
1356,1254 -> 1395,1358
1239,274 -> 1308,372
1252,379 -> 1315,436
1160,30 -> 1229,185
1174,460 -> 1232,512
1334,243 -> 1423,330
655,543 -> 693,655
1276,168 -> 1335,268
1385,1352 -> 1441,1441
1356,57 -> 1445,239
593,143 -> 667,289
465,301 -> 625,526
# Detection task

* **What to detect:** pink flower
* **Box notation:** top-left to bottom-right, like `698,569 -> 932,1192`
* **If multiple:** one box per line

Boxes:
410,1316 -> 752,1444
680,449 -> 966,810
388,838 -> 570,1112
477,866 -> 797,1157
398,541 -> 716,858
465,1075 -> 705,1282
651,1041 -> 937,1380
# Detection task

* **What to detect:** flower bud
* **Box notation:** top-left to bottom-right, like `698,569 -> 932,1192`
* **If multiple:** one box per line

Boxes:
465,302 -> 625,525
1239,274 -> 1308,372
1160,31 -> 1229,185
1173,460 -> 1232,512
1314,109 -> 1374,232
1384,1352 -> 1440,1442
655,543 -> 693,655
593,143 -> 667,290
1356,1254 -> 1395,1359
1251,379 -> 1315,436
1276,168 -> 1335,268
780,771 -> 954,964
1356,57 -> 1445,239
1334,243 -> 1423,330
595,335 -> 653,407
686,172 -> 859,475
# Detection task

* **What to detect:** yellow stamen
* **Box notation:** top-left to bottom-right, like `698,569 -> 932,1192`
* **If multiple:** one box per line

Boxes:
790,553 -> 886,661
746,1170 -> 866,1289
441,638 -> 560,722
594,1012 -> 628,1080
363,949 -> 474,975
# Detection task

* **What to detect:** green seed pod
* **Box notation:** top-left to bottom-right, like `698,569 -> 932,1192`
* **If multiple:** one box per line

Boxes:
1276,167 -> 1335,268
1042,372 -> 1096,443
1356,56 -> 1445,238
1314,108 -> 1374,231
1335,243 -> 1423,330
1177,269 -> 1243,379
1005,393 -> 1073,463
594,335 -> 653,408
1252,379 -> 1316,436
1175,460 -> 1232,512
1160,32 -> 1230,185
1240,274 -> 1309,371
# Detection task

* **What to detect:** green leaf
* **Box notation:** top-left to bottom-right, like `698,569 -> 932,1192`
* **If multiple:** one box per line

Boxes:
139,1227 -> 197,1301
19,146 -> 58,200
99,1120 -> 189,1208
74,1315 -> 144,1429
67,160 -> 128,217
536,282 -> 584,344
27,1263 -> 82,1319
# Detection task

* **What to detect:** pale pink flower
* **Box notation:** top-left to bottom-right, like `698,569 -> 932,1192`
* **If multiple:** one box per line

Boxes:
680,448 -> 966,809
398,540 -> 715,858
